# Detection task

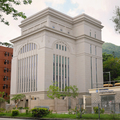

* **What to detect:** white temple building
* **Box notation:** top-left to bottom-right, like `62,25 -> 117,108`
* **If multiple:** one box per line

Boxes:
10,7 -> 104,101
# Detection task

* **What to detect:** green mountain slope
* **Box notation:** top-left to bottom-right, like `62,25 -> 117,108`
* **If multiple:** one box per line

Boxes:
102,43 -> 120,58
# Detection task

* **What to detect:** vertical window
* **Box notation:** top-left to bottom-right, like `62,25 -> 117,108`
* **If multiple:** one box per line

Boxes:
59,45 -> 61,50
62,46 -> 64,51
17,60 -> 19,93
30,43 -> 31,51
56,44 -> 58,49
65,57 -> 67,87
27,44 -> 29,51
23,46 -> 24,53
90,44 -> 92,54
95,34 -> 96,38
91,57 -> 93,88
59,56 -> 61,89
29,57 -> 31,92
34,55 -> 35,91
68,58 -> 69,87
36,54 -> 38,91
24,58 -> 26,92
96,58 -> 97,88
32,43 -> 33,50
95,46 -> 97,55
65,46 -> 67,51
56,55 -> 58,87
27,57 -> 28,92
62,56 -> 64,91
31,56 -> 33,91
90,32 -> 91,36
25,45 -> 26,52
53,55 -> 55,84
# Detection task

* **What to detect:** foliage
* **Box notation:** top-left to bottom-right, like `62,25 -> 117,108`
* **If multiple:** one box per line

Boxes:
102,43 -> 120,58
103,57 -> 120,81
68,107 -> 86,115
0,42 -> 13,48
31,108 -> 50,118
0,0 -> 32,25
24,107 -> 29,109
114,76 -> 120,80
0,92 -> 5,103
47,84 -> 61,99
0,108 -> 5,113
11,110 -> 19,116
11,94 -> 25,103
102,52 -> 114,62
112,6 -> 120,33
26,109 -> 28,114
93,107 -> 105,114
47,83 -> 79,99
18,107 -> 23,109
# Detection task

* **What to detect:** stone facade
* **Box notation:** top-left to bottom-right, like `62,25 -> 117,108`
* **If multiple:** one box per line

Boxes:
10,8 -> 104,108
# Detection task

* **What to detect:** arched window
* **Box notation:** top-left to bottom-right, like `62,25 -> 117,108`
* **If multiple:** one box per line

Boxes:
53,41 -> 70,92
17,43 -> 38,93
19,43 -> 37,54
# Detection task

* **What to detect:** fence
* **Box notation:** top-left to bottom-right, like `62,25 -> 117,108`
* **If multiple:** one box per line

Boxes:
74,102 -> 120,119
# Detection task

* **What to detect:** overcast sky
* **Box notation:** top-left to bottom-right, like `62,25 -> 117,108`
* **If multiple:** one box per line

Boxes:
0,0 -> 120,45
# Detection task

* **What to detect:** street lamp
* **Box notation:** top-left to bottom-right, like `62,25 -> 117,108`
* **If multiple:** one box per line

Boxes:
103,71 -> 111,84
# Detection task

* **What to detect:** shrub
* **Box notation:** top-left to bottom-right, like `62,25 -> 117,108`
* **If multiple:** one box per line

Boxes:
24,107 -> 29,109
26,109 -> 28,114
12,110 -> 19,116
31,108 -> 50,118
93,107 -> 105,114
0,108 -> 5,113
18,107 -> 23,109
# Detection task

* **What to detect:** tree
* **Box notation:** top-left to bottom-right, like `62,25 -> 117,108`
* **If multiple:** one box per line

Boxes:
0,41 -> 13,47
103,57 -> 120,81
0,0 -> 32,25
47,84 -> 79,99
102,52 -> 113,62
47,84 -> 61,99
0,92 -> 5,103
112,6 -> 120,33
11,94 -> 25,109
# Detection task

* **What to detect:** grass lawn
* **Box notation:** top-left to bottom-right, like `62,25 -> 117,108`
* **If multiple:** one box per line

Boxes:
0,112 -> 120,119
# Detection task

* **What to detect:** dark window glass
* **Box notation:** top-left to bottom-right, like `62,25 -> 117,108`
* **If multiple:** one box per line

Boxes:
4,52 -> 7,56
62,46 -> 64,51
8,52 -> 9,56
59,45 -> 61,50
6,85 -> 8,88
56,44 -> 58,49
65,46 -> 67,51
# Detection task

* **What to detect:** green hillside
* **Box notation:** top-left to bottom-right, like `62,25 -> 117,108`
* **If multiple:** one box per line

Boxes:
102,43 -> 120,58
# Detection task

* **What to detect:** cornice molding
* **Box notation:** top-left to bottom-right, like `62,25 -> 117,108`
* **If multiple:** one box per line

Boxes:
10,26 -> 104,45
19,7 -> 103,29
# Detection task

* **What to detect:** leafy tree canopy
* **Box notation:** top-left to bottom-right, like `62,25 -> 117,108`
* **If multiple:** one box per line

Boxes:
47,84 -> 79,99
11,94 -> 25,103
0,0 -> 32,25
0,92 -> 5,102
0,41 -> 13,47
112,6 -> 120,33
103,57 -> 120,81
102,52 -> 114,62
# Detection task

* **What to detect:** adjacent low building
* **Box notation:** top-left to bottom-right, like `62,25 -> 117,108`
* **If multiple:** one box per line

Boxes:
0,45 -> 13,100
10,8 -> 104,109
